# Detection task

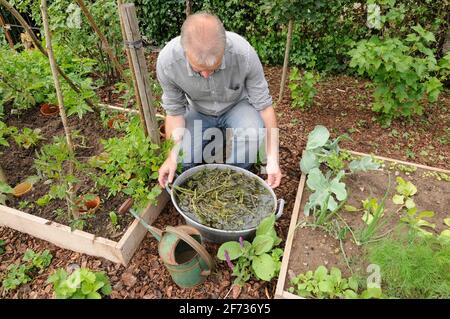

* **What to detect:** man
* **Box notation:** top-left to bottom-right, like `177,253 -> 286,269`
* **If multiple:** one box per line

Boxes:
157,12 -> 282,188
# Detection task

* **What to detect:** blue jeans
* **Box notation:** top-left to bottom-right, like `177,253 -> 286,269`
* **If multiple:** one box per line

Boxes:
181,100 -> 265,170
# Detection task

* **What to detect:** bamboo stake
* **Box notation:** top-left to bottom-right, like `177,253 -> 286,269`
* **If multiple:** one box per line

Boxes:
116,0 -> 146,131
0,0 -> 97,111
119,3 -> 160,145
40,0 -> 78,219
0,11 -> 14,49
185,0 -> 192,17
277,19 -> 293,104
0,166 -> 7,183
75,0 -> 130,86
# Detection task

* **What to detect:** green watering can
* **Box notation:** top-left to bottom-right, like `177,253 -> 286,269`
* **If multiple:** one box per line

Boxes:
130,209 -> 215,289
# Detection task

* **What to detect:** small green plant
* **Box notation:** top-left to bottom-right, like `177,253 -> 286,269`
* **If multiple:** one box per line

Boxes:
392,177 -> 436,236
217,214 -> 283,286
0,121 -> 17,147
18,200 -> 30,210
438,218 -> 450,244
0,181 -> 13,205
92,116 -> 171,210
356,196 -> 388,245
367,230 -> 450,299
47,268 -> 112,299
13,128 -> 44,149
69,213 -> 95,231
288,68 -> 320,110
300,126 -> 380,225
109,211 -> 119,228
288,265 -> 359,299
34,134 -> 85,219
2,249 -> 53,292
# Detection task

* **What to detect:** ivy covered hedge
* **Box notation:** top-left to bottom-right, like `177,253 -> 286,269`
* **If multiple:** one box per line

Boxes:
134,0 -> 449,73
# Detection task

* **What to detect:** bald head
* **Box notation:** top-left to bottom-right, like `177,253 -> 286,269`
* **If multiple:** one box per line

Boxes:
181,12 -> 226,69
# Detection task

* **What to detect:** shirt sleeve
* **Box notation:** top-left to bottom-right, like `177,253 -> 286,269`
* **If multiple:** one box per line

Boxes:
245,46 -> 273,111
156,58 -> 187,116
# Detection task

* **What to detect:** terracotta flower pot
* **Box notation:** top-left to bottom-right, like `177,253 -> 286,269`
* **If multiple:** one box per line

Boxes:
13,181 -> 33,197
118,197 -> 134,215
107,114 -> 127,129
40,103 -> 59,116
76,195 -> 100,214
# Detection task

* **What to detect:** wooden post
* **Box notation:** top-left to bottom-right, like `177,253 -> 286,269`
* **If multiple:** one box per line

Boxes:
75,0 -> 130,86
0,11 -> 14,49
119,3 -> 160,145
40,0 -> 78,219
117,0 -> 146,130
0,0 -> 97,111
277,19 -> 294,104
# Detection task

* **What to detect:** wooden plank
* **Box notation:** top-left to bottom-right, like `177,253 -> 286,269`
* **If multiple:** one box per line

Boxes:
349,150 -> 450,173
0,192 -> 168,265
281,291 -> 303,299
275,173 -> 306,299
0,204 -> 123,263
117,192 -> 169,264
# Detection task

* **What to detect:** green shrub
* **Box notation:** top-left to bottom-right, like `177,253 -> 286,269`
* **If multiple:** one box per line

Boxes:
366,230 -> 450,298
288,68 -> 320,110
0,47 -> 97,119
349,31 -> 450,125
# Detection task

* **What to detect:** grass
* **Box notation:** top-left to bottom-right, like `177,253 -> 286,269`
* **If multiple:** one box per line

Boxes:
365,228 -> 450,299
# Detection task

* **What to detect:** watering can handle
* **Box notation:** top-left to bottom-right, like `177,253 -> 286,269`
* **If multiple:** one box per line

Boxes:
165,226 -> 215,275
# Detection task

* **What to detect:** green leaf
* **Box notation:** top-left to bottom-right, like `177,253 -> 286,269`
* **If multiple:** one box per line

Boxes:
217,242 -> 242,261
86,291 -> 102,299
392,194 -> 404,205
256,214 -> 275,236
405,198 -> 415,209
0,182 -> 13,194
396,177 -> 417,197
314,265 -> 328,281
306,125 -> 330,150
252,253 -> 276,281
318,280 -> 333,293
444,218 -> 450,227
252,235 -> 274,255
300,150 -> 318,174
349,157 -> 380,173
344,205 -> 359,212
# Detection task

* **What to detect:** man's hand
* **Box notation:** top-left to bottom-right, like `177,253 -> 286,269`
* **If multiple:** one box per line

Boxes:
266,158 -> 282,188
158,157 -> 178,188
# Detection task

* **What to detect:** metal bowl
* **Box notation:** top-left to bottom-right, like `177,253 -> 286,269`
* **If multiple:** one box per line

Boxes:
165,164 -> 284,243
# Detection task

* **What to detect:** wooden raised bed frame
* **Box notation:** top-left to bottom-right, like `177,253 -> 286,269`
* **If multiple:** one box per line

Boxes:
275,151 -> 450,299
0,192 -> 169,266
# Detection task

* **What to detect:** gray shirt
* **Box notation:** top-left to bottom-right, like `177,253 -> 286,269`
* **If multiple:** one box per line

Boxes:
156,32 -> 272,116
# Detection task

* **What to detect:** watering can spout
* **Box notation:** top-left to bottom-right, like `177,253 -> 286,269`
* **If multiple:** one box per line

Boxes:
129,208 -> 163,241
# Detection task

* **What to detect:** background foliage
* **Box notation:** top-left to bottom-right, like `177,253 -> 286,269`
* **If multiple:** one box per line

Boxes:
134,0 -> 449,73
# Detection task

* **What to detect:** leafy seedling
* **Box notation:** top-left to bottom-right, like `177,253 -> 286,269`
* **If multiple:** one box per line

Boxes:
47,268 -> 112,299
217,214 -> 283,286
